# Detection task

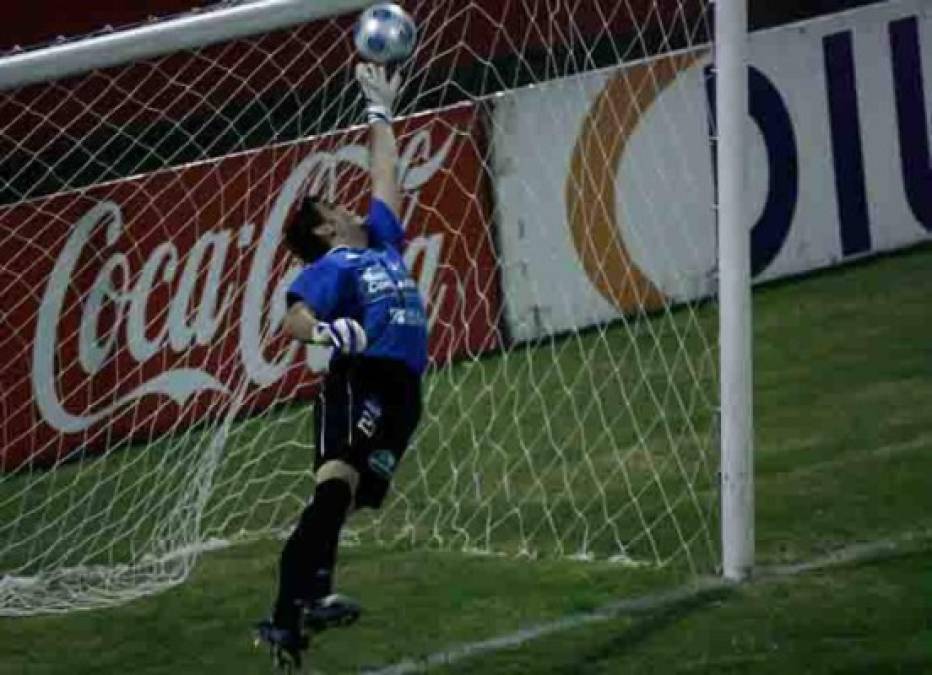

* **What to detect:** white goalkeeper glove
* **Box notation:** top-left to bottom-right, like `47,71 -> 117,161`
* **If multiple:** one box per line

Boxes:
311,318 -> 368,354
355,62 -> 401,124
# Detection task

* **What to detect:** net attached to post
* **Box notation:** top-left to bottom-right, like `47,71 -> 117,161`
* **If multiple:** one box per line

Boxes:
0,0 -> 717,616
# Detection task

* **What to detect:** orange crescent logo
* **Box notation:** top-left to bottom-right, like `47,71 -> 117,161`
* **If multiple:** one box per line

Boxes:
566,50 -> 707,314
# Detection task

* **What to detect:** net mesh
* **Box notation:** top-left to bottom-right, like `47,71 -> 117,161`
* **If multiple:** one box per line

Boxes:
0,0 -> 718,616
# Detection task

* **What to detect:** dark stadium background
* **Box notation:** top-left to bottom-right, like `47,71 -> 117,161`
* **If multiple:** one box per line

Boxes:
1,0 -> 889,52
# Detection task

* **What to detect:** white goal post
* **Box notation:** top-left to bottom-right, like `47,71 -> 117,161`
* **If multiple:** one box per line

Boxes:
715,0 -> 754,583
0,0 -> 752,614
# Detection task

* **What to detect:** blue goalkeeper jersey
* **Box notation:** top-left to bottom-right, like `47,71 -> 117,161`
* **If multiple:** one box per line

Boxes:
286,198 -> 429,376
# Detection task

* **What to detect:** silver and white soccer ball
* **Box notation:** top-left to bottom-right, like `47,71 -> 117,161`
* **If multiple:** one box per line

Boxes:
354,3 -> 417,63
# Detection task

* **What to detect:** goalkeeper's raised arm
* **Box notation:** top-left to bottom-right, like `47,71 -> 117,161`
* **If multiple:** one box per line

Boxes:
356,63 -> 404,241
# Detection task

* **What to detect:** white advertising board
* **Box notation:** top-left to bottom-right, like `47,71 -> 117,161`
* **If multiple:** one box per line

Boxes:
493,0 -> 932,342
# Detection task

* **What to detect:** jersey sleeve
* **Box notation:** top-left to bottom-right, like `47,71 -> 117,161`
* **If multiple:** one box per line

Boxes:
286,258 -> 351,321
365,198 -> 405,249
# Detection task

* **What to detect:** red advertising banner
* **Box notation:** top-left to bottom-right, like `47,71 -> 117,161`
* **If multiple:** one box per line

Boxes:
0,103 -> 501,471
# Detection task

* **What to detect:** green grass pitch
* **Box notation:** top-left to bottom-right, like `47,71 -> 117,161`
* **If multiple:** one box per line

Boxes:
2,245 -> 931,674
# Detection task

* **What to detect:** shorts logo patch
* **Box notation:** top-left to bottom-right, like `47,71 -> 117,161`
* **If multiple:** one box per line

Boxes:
357,399 -> 382,438
368,450 -> 397,479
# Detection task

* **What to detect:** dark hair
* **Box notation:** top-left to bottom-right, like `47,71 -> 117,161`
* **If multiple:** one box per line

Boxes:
284,197 -> 330,264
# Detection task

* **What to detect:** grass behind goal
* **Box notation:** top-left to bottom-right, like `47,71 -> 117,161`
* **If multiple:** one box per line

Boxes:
2,244 -> 930,674
1,284 -> 718,582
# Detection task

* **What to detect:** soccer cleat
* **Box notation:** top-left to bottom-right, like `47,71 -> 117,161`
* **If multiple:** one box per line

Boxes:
303,593 -> 362,632
254,618 -> 308,671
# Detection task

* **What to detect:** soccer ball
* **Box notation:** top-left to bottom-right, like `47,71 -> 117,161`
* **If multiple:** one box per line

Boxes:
354,3 -> 417,64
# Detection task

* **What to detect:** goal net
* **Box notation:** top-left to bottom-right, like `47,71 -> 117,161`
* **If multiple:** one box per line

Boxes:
0,0 -> 718,615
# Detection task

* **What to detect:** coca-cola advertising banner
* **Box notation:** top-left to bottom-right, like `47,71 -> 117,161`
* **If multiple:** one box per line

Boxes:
0,103 -> 501,471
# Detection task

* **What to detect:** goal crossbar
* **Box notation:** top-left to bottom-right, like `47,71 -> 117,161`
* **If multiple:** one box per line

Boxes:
0,0 -> 370,92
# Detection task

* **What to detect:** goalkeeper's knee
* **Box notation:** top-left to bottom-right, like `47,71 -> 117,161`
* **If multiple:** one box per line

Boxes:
284,461 -> 357,554
316,460 -> 359,501
297,468 -> 355,539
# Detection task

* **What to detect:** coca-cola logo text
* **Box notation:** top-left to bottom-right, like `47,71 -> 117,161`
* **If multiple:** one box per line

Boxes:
32,128 -> 456,433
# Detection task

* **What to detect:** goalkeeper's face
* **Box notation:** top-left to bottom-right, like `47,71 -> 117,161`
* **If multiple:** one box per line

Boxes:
316,202 -> 368,248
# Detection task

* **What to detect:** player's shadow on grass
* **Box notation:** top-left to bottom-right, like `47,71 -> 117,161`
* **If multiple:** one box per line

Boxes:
546,586 -> 733,675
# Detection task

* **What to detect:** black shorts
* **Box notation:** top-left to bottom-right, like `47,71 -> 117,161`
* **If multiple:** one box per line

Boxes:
313,356 -> 422,509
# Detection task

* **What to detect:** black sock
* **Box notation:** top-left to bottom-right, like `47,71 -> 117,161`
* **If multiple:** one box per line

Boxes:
273,478 -> 352,629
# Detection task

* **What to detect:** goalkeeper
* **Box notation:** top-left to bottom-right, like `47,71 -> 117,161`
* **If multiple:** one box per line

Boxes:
257,64 -> 427,664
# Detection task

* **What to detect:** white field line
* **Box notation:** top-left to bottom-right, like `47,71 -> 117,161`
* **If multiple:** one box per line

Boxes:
772,434 -> 932,479
757,528 -> 932,577
362,579 -> 728,675
363,530 -> 932,675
